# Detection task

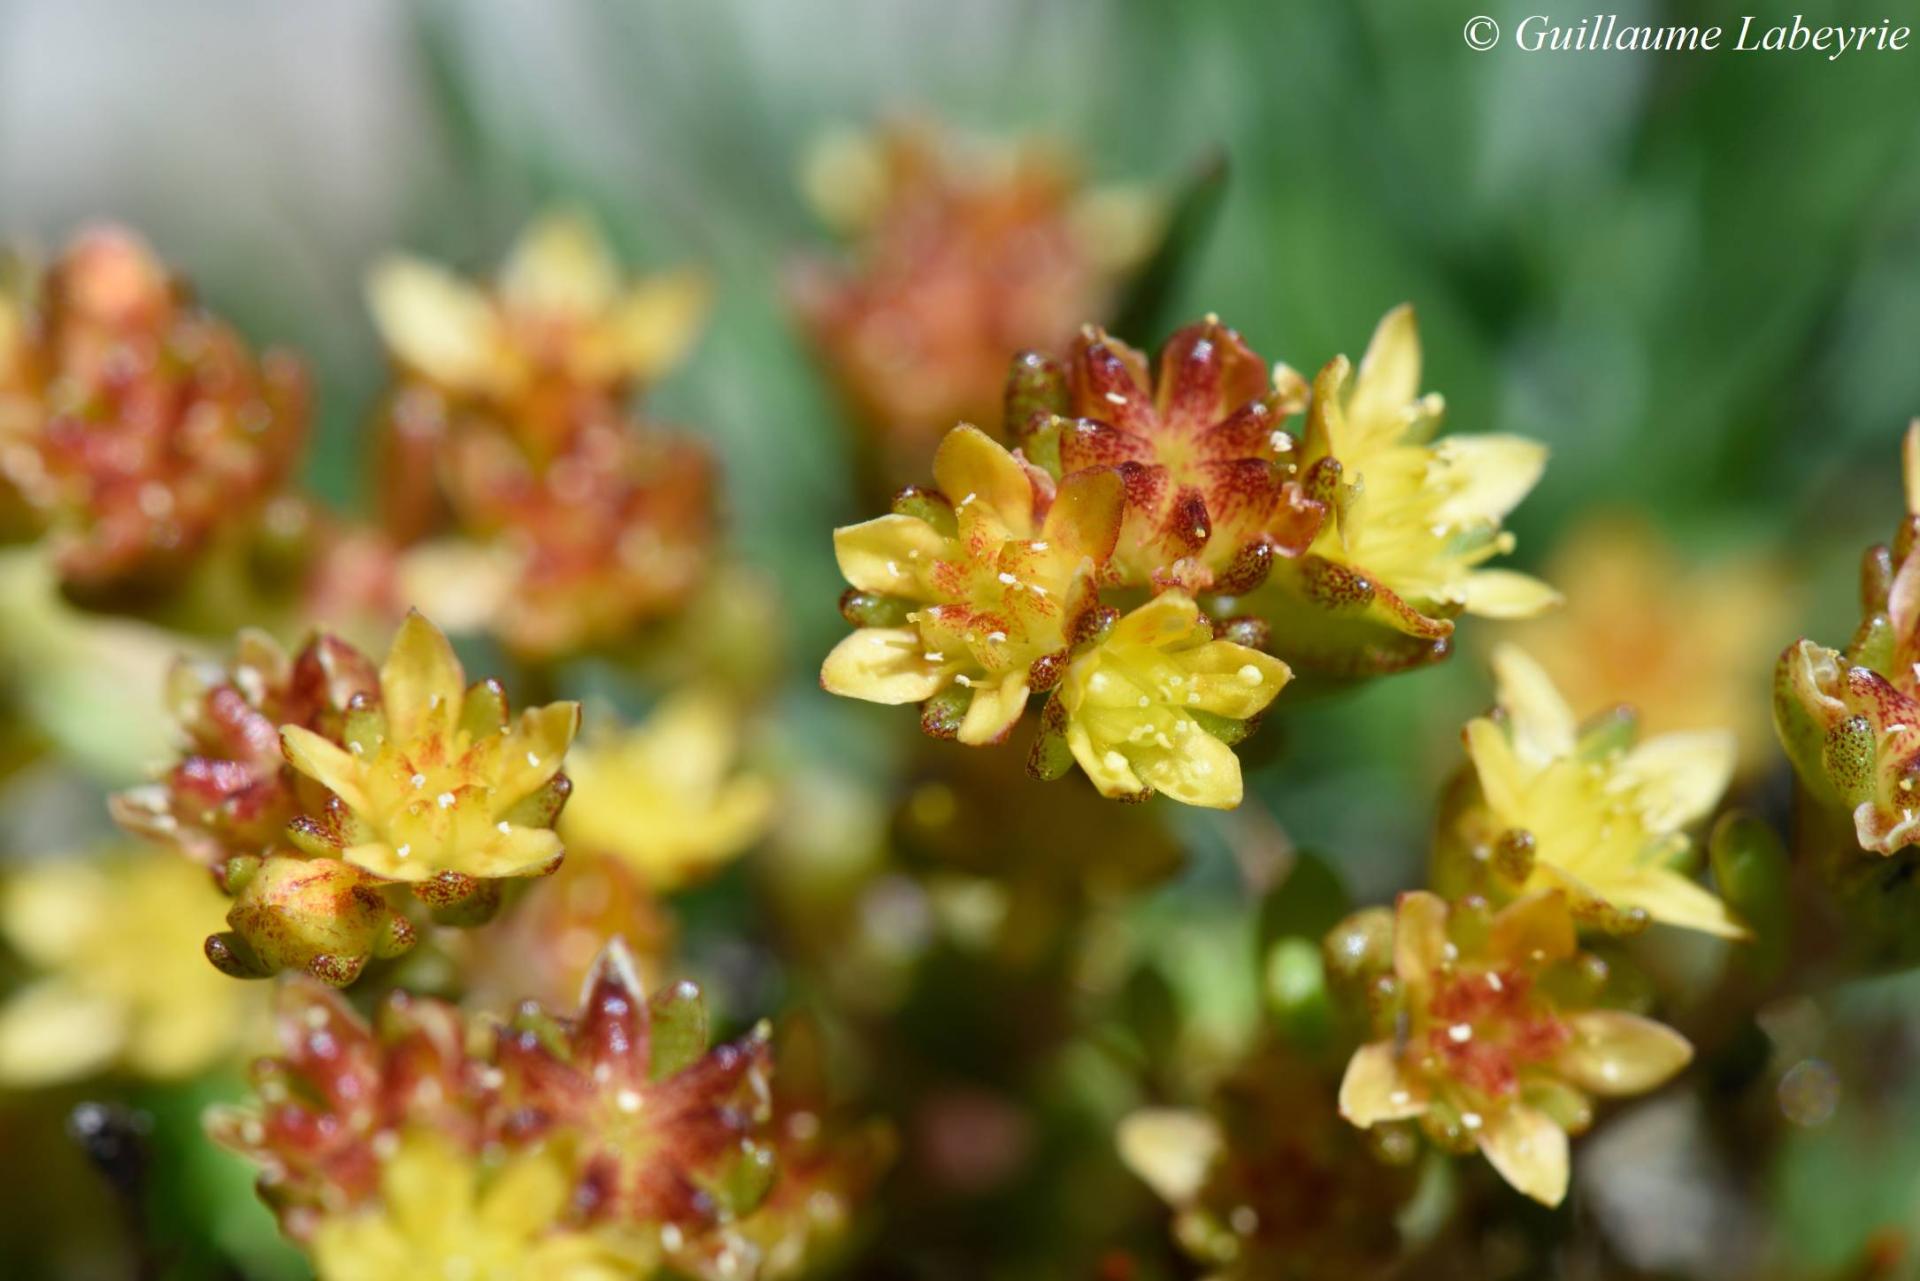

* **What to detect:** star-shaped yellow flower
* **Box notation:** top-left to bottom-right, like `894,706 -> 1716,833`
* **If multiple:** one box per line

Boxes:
559,692 -> 774,893
367,208 -> 709,401
1252,306 -> 1558,673
1052,591 -> 1289,808
1447,644 -> 1746,938
1338,891 -> 1693,1206
822,423 -> 1121,745
280,611 -> 579,884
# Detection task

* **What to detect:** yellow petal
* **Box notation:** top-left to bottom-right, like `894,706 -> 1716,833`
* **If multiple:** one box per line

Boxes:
1134,728 -> 1244,809
1109,590 -> 1210,650
1433,435 -> 1549,526
957,673 -> 1030,745
381,612 -> 466,747
282,725 -> 370,814
499,208 -> 618,318
1618,731 -> 1735,831
1587,866 -> 1750,940
495,702 -> 581,808
1487,892 -> 1576,967
1905,419 -> 1920,515
1179,642 -> 1292,721
603,270 -> 710,383
365,255 -> 503,391
1066,719 -> 1144,798
1348,304 -> 1422,437
1040,467 -> 1124,564
1490,644 -> 1576,762
1476,1104 -> 1569,1206
1557,1010 -> 1693,1097
0,980 -> 126,1086
1338,1041 -> 1428,1127
477,1147 -> 574,1235
932,425 -> 1034,538
1464,718 -> 1528,822
833,514 -> 950,595
1393,891 -> 1449,987
1116,1108 -> 1222,1206
821,628 -> 949,704
1462,569 -> 1563,620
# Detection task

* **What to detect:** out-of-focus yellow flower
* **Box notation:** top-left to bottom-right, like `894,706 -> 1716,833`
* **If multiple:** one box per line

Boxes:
0,850 -> 258,1084
367,208 -> 709,402
822,423 -> 1122,745
1337,890 -> 1692,1207
1507,516 -> 1790,772
560,692 -> 773,892
309,1130 -> 651,1281
1441,645 -> 1745,938
281,611 -> 579,884
1251,306 -> 1557,674
1050,591 -> 1288,807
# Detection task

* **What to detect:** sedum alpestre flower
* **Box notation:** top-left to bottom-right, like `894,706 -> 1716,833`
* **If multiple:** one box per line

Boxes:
1033,590 -> 1289,807
823,422 -> 1122,745
367,207 -> 708,429
1436,644 -> 1746,939
1335,890 -> 1693,1206
0,226 -> 308,601
1010,316 -> 1323,595
209,977 -> 648,1279
370,210 -> 721,661
559,691 -> 775,893
1245,306 -> 1557,675
213,940 -> 807,1280
116,611 -> 577,986
492,940 -> 777,1263
278,609 -> 577,892
0,849 -> 262,1085
1777,423 -> 1920,855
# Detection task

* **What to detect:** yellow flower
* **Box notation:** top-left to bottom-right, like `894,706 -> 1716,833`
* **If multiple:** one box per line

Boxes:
1051,592 -> 1289,807
281,611 -> 580,884
0,850 -> 259,1085
310,1130 -> 652,1281
1444,644 -> 1745,938
1337,891 -> 1693,1207
559,692 -> 774,892
1505,515 -> 1789,773
1253,306 -> 1557,672
822,423 -> 1122,744
366,208 -> 709,400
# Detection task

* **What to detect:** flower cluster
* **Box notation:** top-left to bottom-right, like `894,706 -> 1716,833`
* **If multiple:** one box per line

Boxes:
1436,644 -> 1746,938
1333,890 -> 1692,1206
211,940 -> 866,1281
114,610 -> 578,985
823,308 -> 1550,806
1776,422 -> 1920,855
788,121 -> 1154,489
0,226 -> 307,601
371,210 -> 718,660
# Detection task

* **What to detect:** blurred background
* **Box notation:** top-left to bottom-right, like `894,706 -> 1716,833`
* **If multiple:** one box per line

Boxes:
5,0 -> 1920,1277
